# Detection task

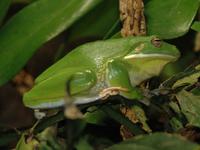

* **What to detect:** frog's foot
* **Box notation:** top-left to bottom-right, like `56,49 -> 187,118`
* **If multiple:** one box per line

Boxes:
34,109 -> 46,120
64,104 -> 83,120
99,87 -> 129,100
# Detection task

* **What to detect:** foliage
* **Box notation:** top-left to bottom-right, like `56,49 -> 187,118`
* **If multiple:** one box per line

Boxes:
106,133 -> 200,150
0,0 -> 200,149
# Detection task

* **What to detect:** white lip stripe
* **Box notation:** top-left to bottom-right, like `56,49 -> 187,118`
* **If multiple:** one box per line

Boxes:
124,53 -> 176,59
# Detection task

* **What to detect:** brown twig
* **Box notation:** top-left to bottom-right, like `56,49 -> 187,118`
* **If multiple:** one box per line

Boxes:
120,0 -> 146,37
119,0 -> 147,139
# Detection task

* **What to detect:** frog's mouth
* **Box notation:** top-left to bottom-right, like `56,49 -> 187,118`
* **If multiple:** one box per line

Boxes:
124,53 -> 178,61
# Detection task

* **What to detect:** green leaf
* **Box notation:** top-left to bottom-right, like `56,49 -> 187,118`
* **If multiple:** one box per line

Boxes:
75,135 -> 93,150
84,106 -> 108,126
36,127 -> 66,150
16,133 -> 39,150
191,21 -> 200,32
145,0 -> 199,39
101,105 -> 145,135
0,0 -> 11,24
169,101 -> 185,130
67,0 -> 119,43
191,88 -> 200,96
160,64 -> 200,89
176,90 -> 200,127
16,127 -> 66,150
172,69 -> 200,89
108,144 -> 156,150
131,105 -> 152,133
35,111 -> 65,133
169,117 -> 184,131
0,0 -> 102,86
106,133 -> 200,150
55,0 -> 120,59
13,0 -> 36,4
75,134 -> 113,150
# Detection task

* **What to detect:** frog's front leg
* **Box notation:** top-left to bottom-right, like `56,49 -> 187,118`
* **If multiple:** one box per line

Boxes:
101,60 -> 143,100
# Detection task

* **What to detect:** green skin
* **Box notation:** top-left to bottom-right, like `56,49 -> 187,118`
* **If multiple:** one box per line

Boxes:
23,36 -> 180,113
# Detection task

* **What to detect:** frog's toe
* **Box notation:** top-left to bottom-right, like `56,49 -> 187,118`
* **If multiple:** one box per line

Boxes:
64,104 -> 83,120
34,109 -> 46,120
99,87 -> 129,100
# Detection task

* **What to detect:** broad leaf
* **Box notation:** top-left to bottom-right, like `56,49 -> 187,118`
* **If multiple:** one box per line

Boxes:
75,135 -> 93,150
0,0 -> 102,85
176,90 -> 200,127
160,64 -> 200,89
145,0 -> 199,39
55,0 -> 120,59
84,106 -> 108,125
191,88 -> 200,96
67,0 -> 119,43
106,133 -> 200,150
13,0 -> 36,4
191,21 -> 200,32
0,0 -> 11,24
131,105 -> 152,133
172,69 -> 200,89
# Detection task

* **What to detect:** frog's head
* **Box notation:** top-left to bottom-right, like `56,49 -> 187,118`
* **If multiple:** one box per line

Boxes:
123,36 -> 180,85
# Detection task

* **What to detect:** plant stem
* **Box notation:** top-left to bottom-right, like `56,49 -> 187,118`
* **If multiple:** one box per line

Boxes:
101,105 -> 146,135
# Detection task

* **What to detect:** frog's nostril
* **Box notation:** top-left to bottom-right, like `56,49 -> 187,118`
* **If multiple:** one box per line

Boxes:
135,43 -> 145,53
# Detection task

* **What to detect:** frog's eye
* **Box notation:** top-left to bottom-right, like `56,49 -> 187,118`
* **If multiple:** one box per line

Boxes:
151,37 -> 162,47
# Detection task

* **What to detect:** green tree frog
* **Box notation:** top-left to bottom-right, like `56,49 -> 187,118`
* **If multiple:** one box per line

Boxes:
23,36 -> 180,119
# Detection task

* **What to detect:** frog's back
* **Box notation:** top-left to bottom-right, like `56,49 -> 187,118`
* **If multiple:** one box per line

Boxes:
36,37 -> 134,83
